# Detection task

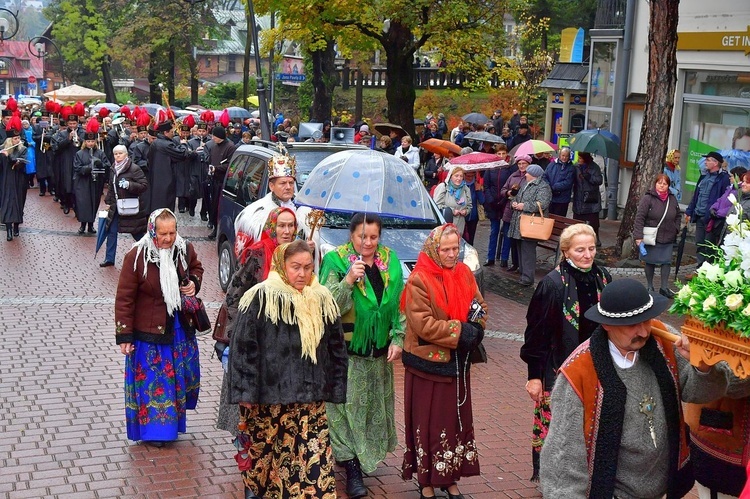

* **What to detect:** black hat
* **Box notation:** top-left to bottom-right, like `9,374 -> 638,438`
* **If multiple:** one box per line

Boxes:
212,125 -> 226,140
197,122 -> 208,130
1,109 -> 12,117
136,125 -> 148,133
147,126 -> 158,137
67,114 -> 79,123
584,279 -> 670,326
179,123 -> 190,132
702,151 -> 724,164
156,121 -> 173,133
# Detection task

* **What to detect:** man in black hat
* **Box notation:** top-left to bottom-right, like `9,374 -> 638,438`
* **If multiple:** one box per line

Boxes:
189,121 -> 210,222
686,151 -> 730,264
175,121 -> 199,216
128,121 -> 151,175
32,112 -> 54,196
203,125 -> 236,239
144,119 -> 195,213
51,113 -> 84,214
541,279 -> 731,499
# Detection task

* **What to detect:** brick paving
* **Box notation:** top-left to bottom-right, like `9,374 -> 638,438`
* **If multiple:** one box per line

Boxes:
0,191 -> 703,498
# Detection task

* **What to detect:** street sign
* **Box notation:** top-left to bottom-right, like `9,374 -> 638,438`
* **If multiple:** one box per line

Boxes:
39,79 -> 47,90
28,75 -> 36,84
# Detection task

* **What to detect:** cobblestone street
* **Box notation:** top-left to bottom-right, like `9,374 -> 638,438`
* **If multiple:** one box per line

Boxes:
0,191 -> 699,498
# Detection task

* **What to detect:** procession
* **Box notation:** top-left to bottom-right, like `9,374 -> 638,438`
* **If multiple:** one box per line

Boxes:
3,0 -> 750,497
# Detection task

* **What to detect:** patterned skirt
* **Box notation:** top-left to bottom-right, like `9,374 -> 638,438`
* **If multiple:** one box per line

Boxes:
531,392 -> 552,481
327,355 -> 397,473
402,366 -> 480,487
124,317 -> 201,442
237,401 -> 336,499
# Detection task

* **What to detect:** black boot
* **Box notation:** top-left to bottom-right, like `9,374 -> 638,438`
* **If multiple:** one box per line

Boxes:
78,223 -> 86,235
342,459 -> 367,498
207,228 -> 217,240
6,225 -> 12,241
87,222 -> 96,234
12,223 -> 19,237
244,486 -> 260,499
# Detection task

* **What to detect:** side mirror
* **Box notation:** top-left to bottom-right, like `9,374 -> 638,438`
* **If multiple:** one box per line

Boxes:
442,207 -> 453,223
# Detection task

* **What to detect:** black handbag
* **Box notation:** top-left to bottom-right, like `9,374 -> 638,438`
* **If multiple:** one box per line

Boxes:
469,343 -> 488,364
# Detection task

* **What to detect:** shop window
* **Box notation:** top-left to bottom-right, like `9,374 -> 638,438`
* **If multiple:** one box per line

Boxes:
588,41 -> 617,109
684,70 -> 750,100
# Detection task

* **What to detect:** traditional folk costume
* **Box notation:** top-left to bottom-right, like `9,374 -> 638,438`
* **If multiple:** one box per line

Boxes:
319,242 -> 405,477
400,224 -> 487,491
115,209 -> 203,444
228,243 -> 348,498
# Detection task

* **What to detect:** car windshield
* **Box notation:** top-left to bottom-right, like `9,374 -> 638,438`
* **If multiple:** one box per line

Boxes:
294,151 -> 346,188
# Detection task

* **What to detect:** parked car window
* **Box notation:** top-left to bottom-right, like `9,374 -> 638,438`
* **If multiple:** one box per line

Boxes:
224,155 -> 248,198
239,157 -> 267,206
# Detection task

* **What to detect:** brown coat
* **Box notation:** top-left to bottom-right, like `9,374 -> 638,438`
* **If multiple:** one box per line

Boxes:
115,242 -> 204,344
402,270 -> 486,376
633,189 -> 682,244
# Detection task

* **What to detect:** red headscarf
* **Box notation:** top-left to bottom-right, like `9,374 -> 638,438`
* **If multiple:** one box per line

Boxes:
400,223 -> 477,321
235,207 -> 297,279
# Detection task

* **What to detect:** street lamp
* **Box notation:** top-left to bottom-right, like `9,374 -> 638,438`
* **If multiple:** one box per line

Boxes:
0,8 -> 19,43
28,36 -> 67,88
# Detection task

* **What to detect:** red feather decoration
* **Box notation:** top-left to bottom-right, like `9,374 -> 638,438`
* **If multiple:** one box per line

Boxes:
133,106 -> 141,118
6,97 -> 18,112
52,102 -> 62,115
119,106 -> 132,119
200,109 -> 215,123
86,117 -> 100,134
61,105 -> 73,121
182,115 -> 195,128
220,109 -> 230,128
6,115 -> 22,133
98,107 -> 110,118
137,112 -> 151,127
45,100 -> 56,113
72,102 -> 85,118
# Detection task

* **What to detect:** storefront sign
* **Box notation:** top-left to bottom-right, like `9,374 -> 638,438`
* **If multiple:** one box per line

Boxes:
678,27 -> 750,55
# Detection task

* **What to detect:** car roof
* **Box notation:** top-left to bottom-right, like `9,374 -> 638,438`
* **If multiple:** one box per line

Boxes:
233,141 -> 370,159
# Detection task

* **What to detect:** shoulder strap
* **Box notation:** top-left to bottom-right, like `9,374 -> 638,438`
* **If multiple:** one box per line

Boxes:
655,198 -> 669,229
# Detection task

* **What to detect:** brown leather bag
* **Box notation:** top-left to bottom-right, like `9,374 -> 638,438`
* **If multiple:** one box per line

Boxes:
212,303 -> 230,344
520,201 -> 554,241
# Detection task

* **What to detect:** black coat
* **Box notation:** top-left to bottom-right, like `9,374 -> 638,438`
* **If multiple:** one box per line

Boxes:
0,143 -> 29,224
174,140 -> 203,199
73,147 -> 110,224
51,126 -> 84,195
483,163 -> 518,220
228,293 -> 348,406
128,139 -> 150,175
31,124 -> 53,180
572,160 -> 604,215
145,134 -> 194,213
104,159 -> 149,235
633,189 -> 682,244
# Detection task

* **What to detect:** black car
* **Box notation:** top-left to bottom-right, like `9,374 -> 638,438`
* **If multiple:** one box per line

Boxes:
216,141 -> 484,292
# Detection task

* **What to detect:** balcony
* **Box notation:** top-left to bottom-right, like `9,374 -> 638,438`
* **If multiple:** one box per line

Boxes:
594,0 -> 626,29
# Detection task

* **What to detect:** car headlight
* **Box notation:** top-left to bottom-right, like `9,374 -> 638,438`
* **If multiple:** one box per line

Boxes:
462,242 -> 480,272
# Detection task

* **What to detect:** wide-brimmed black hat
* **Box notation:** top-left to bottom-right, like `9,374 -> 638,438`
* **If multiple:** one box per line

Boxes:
584,278 -> 670,325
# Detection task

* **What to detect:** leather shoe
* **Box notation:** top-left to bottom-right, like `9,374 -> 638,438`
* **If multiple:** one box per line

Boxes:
659,288 -> 676,299
506,265 -> 519,272
244,487 -> 260,499
77,227 -> 85,235
208,229 -> 217,240
499,260 -> 508,268
483,260 -> 495,267
200,213 -> 208,221
100,261 -> 115,268
63,207 -> 70,215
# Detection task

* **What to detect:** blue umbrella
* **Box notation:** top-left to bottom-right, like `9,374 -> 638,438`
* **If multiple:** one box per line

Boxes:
697,149 -> 750,174
295,150 -> 434,220
94,211 -> 108,256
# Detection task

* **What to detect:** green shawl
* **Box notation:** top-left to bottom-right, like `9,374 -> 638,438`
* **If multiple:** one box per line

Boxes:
319,242 -> 403,354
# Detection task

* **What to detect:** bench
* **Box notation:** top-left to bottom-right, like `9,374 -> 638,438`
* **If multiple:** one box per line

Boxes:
537,214 -> 585,262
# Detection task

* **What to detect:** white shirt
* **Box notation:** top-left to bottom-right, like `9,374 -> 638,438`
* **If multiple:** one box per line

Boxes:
608,340 -> 638,369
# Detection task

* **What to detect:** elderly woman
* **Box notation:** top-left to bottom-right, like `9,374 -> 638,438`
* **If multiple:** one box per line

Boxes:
520,224 -> 611,480
433,166 -> 472,237
228,240 -> 348,499
215,207 -> 297,436
73,120 -> 110,235
115,208 -> 204,447
319,213 -> 404,498
99,145 -> 148,267
401,224 -> 487,499
508,160 -> 552,286
498,153 -> 528,270
663,149 -> 682,202
634,173 -> 681,298
0,117 -> 28,241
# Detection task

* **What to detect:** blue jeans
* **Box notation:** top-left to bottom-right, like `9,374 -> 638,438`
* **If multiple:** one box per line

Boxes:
487,219 -> 501,261
500,221 -> 513,262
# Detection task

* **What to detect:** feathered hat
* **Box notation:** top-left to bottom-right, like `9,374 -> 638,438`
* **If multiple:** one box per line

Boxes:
119,105 -> 132,121
154,108 -> 173,133
61,105 -> 74,123
136,111 -> 151,133
98,107 -> 110,119
45,100 -> 58,117
84,117 -> 100,141
179,114 -> 195,131
219,109 -> 230,128
6,115 -> 22,137
71,102 -> 85,122
199,109 -> 215,127
2,97 -> 18,118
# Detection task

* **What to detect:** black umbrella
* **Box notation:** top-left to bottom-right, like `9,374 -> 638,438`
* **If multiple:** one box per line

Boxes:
465,131 -> 505,144
462,112 -> 489,125
674,226 -> 688,278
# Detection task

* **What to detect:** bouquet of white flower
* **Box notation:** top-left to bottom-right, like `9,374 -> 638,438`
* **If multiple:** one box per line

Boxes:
670,193 -> 750,336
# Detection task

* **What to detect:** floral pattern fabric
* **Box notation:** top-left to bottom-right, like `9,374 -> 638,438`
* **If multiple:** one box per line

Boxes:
124,317 -> 200,441
237,401 -> 336,498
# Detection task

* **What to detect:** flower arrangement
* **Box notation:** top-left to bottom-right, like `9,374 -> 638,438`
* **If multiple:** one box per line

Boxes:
670,193 -> 750,337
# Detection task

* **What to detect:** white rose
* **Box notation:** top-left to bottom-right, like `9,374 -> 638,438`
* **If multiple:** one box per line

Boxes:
703,295 -> 717,311
705,265 -> 725,282
726,294 -> 744,311
725,270 -> 744,288
743,303 -> 750,317
677,285 -> 692,301
689,297 -> 698,308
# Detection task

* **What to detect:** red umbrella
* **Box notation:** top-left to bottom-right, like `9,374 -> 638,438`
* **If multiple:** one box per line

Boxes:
420,138 -> 461,158
447,152 -> 509,172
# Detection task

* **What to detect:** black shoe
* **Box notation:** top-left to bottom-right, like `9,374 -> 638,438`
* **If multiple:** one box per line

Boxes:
178,208 -> 186,213
647,286 -> 655,293
440,485 -> 465,499
207,222 -> 214,229
518,279 -> 533,287
507,265 -> 519,272
39,191 -> 45,196
244,487 -> 260,499
659,288 -> 676,299
63,207 -> 70,215
483,260 -> 495,267
78,226 -> 85,235
145,441 -> 165,448
12,224 -> 19,237
53,196 -> 59,202
499,260 -> 508,268
87,224 -> 96,234
6,226 -> 12,241
342,459 -> 367,498
207,228 -> 217,240
100,261 -> 115,268
188,209 -> 195,217
200,213 -> 208,221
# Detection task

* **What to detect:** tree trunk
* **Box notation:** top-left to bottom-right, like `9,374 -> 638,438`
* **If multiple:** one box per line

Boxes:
148,51 -> 160,104
189,54 -> 199,105
309,39 -> 335,123
615,0 -> 679,257
168,45 -> 176,105
100,56 -> 117,102
383,21 -> 416,138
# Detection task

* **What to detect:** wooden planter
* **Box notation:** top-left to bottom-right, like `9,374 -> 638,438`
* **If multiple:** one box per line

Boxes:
681,316 -> 750,379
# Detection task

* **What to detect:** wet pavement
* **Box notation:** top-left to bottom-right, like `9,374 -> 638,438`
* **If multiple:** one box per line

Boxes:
0,191 -> 699,498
